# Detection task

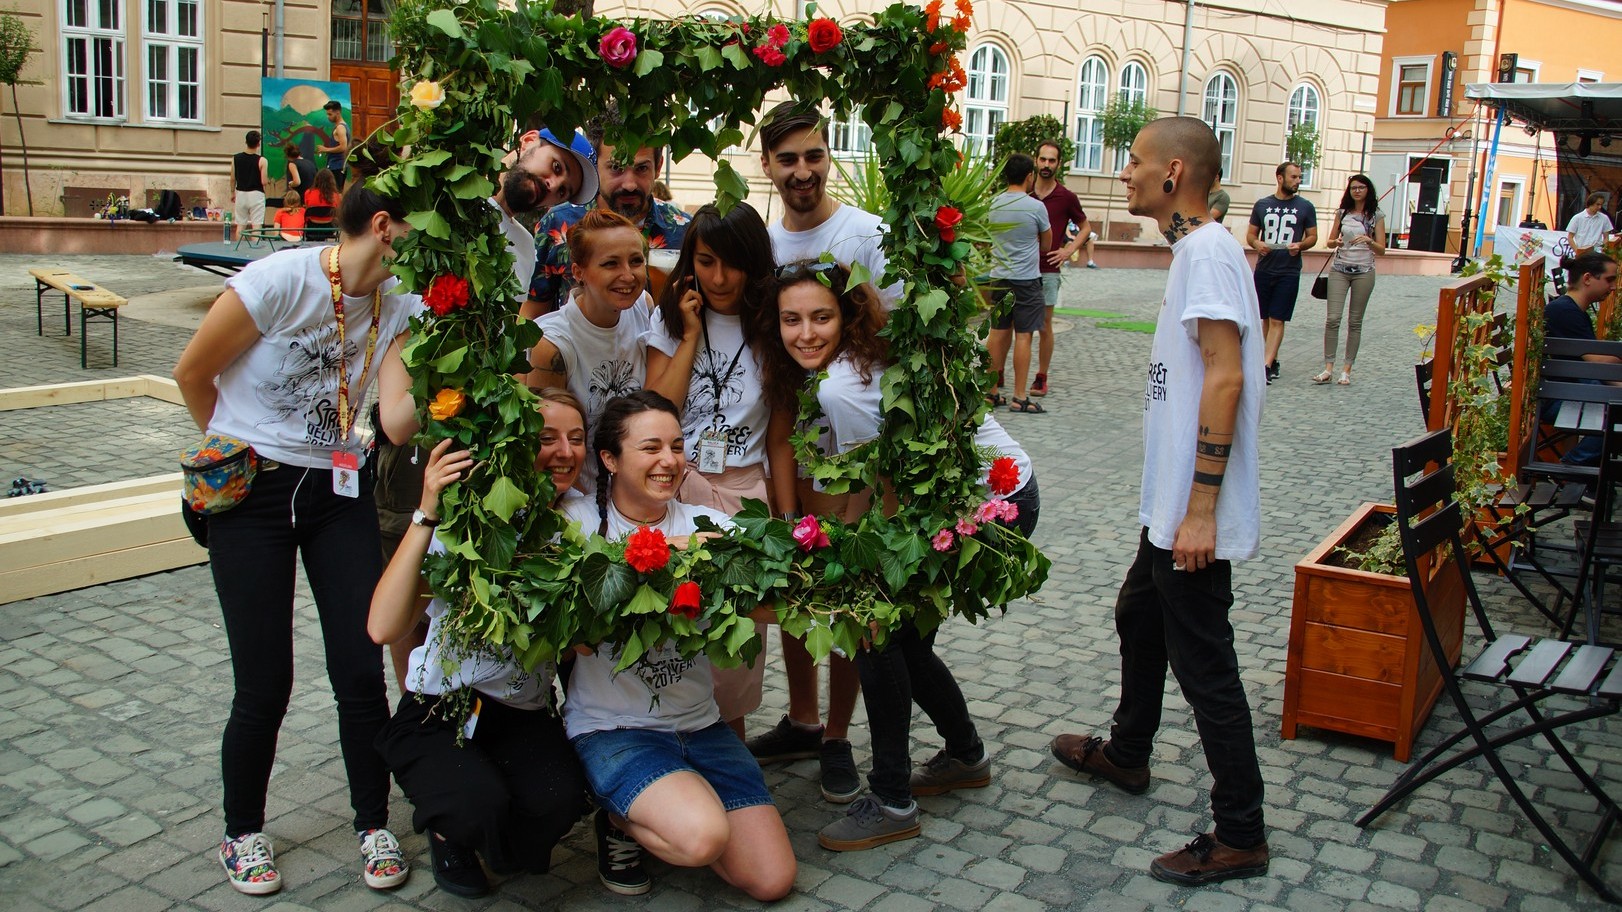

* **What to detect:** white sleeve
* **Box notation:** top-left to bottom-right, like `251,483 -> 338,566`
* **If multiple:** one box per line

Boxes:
226,255 -> 303,335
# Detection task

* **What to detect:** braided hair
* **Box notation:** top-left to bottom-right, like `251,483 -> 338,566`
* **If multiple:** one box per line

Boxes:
591,390 -> 682,537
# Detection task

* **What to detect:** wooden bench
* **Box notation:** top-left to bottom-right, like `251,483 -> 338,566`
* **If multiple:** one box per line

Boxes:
28,267 -> 128,369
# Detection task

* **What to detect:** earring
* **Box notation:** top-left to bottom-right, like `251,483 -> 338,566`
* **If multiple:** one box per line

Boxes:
1163,178 -> 1176,194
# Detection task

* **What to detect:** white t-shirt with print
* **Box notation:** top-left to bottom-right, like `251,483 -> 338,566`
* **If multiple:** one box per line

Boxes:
213,246 -> 420,468
490,197 -> 536,301
644,308 -> 769,470
559,497 -> 731,739
1567,209 -> 1615,249
404,537 -> 556,709
769,203 -> 901,307
536,294 -> 652,492
1140,221 -> 1264,561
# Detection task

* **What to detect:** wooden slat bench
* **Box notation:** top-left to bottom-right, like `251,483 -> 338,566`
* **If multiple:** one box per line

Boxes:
28,267 -> 128,369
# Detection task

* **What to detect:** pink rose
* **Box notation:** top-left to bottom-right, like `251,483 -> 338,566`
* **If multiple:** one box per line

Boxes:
599,27 -> 638,69
931,529 -> 955,552
792,515 -> 831,551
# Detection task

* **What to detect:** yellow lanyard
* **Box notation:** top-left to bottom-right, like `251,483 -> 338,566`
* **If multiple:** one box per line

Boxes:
326,244 -> 381,446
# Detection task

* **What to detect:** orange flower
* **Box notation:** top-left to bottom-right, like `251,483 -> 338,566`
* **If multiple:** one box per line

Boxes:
951,14 -> 971,32
953,0 -> 973,31
942,107 -> 962,131
925,0 -> 943,31
428,388 -> 466,421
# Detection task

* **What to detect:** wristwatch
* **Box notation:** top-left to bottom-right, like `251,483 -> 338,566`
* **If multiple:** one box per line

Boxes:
411,509 -> 440,528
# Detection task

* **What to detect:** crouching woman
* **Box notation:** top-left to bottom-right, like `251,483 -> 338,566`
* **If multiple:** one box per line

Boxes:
560,390 -> 797,902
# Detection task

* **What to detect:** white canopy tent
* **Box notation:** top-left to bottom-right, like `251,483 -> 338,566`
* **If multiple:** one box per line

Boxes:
1464,82 -> 1622,138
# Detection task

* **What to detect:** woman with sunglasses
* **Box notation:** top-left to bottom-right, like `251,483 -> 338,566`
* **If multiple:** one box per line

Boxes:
645,202 -> 777,740
1315,174 -> 1386,387
173,184 -> 417,895
757,260 -> 1040,852
369,389 -> 591,898
561,390 -> 796,901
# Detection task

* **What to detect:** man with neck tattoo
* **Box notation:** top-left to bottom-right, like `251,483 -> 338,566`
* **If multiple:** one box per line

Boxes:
1049,116 -> 1269,887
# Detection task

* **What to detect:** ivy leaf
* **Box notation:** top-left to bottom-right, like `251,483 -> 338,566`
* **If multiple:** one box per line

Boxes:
626,583 -> 667,615
721,42 -> 751,70
803,622 -> 835,662
724,616 -> 760,659
846,261 -> 873,290
481,476 -> 529,522
879,529 -> 927,591
713,160 -> 750,212
405,210 -> 451,240
431,346 -> 467,373
581,551 -> 637,615
915,288 -> 949,325
839,530 -> 883,571
695,46 -> 722,72
633,48 -> 665,77
426,8 -> 463,38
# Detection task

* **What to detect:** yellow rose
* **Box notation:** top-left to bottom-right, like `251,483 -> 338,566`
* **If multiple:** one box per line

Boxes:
428,388 -> 466,421
409,80 -> 445,110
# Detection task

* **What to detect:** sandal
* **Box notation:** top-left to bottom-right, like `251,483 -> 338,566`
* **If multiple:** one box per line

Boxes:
1009,397 -> 1046,414
1311,370 -> 1333,384
986,392 -> 1007,407
1337,371 -> 1351,386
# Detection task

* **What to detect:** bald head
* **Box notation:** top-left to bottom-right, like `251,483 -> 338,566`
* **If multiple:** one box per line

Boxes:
1138,116 -> 1222,191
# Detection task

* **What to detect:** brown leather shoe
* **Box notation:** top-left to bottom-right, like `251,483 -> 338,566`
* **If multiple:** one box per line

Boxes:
1049,734 -> 1149,794
1150,833 -> 1270,885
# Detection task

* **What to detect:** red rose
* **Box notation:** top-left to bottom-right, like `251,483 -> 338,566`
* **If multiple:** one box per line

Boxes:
988,456 -> 1019,496
934,206 -> 963,243
598,26 -> 638,69
807,18 -> 843,53
424,274 -> 471,316
669,580 -> 702,619
624,526 -> 671,573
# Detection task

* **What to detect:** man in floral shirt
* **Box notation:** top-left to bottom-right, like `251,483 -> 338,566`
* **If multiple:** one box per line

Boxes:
521,115 -> 691,320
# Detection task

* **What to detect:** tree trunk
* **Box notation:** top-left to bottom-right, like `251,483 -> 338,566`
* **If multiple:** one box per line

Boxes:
9,83 -> 30,215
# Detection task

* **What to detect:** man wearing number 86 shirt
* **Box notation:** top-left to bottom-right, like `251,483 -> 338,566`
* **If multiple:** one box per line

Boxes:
1245,162 -> 1316,383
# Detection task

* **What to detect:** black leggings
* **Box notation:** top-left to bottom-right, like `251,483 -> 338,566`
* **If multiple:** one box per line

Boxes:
378,692 -> 588,874
208,464 -> 390,838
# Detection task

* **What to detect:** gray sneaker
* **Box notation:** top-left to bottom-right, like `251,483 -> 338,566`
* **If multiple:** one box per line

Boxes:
909,748 -> 990,796
817,795 -> 921,851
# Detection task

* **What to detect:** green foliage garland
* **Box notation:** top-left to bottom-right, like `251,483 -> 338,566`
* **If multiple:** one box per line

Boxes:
992,114 -> 1073,167
378,0 -> 1049,678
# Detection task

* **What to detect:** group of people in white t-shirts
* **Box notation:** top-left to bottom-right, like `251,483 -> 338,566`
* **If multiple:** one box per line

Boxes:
180,100 -> 1041,903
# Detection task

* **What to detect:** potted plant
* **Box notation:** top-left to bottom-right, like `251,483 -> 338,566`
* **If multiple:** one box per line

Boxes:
1285,121 -> 1321,175
1097,96 -> 1155,241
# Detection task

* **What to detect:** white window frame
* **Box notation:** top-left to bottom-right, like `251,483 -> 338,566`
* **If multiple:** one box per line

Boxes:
829,106 -> 872,158
1494,175 -> 1525,229
1202,72 -> 1238,182
964,43 -> 1009,156
1389,55 -> 1434,118
1577,68 -> 1604,83
1286,83 -> 1322,189
1072,55 -> 1107,173
142,0 -> 204,124
1514,59 -> 1541,83
1112,60 -> 1149,173
62,0 -> 127,121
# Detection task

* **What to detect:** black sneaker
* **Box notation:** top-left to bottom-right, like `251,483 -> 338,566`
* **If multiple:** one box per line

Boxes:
594,809 -> 650,896
820,739 -> 861,804
745,714 -> 824,763
428,831 -> 489,898
1267,360 -> 1281,381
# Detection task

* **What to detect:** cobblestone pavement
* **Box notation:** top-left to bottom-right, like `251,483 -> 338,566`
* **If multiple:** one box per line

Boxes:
1,253 -> 1618,911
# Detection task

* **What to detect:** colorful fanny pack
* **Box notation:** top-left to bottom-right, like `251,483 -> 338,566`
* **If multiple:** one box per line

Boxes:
180,434 -> 260,515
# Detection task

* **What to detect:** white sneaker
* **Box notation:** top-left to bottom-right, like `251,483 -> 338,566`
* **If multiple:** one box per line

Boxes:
219,832 -> 281,895
359,827 -> 410,889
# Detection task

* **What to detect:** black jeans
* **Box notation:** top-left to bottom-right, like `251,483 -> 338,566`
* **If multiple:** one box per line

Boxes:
378,693 -> 587,875
208,463 -> 391,838
1109,527 -> 1266,849
855,624 -> 982,806
1004,474 -> 1040,539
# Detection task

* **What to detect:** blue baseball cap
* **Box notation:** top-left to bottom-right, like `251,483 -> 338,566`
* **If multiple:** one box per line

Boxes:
537,128 -> 599,206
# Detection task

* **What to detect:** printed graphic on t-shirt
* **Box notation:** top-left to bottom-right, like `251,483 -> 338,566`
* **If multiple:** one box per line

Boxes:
1256,203 -> 1304,247
689,345 -> 746,421
1145,359 -> 1168,410
254,322 -> 357,449
587,358 -> 641,417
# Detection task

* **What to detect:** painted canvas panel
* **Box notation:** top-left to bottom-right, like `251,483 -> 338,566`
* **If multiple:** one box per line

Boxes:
261,79 -> 354,181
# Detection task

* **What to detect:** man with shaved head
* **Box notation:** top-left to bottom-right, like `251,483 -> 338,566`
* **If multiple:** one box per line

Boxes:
1049,116 -> 1269,887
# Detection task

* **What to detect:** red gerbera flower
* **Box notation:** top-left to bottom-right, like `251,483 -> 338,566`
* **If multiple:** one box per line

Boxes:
988,456 -> 1020,496
624,526 -> 671,573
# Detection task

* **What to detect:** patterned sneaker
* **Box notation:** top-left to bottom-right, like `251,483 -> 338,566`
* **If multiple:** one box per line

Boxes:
817,795 -> 921,851
819,739 -> 861,804
1029,373 -> 1049,397
745,714 -> 824,763
595,809 -> 651,896
358,827 -> 409,890
219,832 -> 281,895
909,748 -> 991,796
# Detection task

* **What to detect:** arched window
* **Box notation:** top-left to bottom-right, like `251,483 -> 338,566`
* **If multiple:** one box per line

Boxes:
964,44 -> 1010,155
1072,56 -> 1107,172
830,106 -> 873,157
1202,72 -> 1239,181
1287,83 -> 1322,187
1113,60 -> 1149,171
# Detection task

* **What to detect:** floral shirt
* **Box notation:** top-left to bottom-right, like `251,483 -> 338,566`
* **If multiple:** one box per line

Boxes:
526,199 -> 691,315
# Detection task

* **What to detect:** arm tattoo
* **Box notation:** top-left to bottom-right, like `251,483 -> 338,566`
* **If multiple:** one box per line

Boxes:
1197,441 -> 1231,458
1162,212 -> 1206,245
547,352 -> 566,373
1193,470 -> 1225,488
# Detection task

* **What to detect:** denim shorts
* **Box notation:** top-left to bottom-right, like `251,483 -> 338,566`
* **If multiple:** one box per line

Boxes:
571,721 -> 774,819
1039,273 -> 1061,308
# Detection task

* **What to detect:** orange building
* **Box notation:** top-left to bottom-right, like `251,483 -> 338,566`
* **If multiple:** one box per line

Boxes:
1373,0 -> 1622,257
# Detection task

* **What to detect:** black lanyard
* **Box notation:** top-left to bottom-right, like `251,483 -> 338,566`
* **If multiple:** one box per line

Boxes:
700,310 -> 747,410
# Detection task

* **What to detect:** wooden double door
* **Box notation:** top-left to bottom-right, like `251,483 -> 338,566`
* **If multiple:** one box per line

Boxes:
330,62 -> 397,150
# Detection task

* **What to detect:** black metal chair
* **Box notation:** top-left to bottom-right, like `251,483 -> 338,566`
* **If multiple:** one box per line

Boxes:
1357,427 -> 1622,904
1569,403 -> 1622,644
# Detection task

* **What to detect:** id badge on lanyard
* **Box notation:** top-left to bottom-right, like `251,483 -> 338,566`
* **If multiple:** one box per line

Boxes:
327,244 -> 380,497
698,430 -> 727,475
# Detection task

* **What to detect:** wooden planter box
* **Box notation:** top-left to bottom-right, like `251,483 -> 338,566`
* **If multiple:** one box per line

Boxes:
1281,503 -> 1466,761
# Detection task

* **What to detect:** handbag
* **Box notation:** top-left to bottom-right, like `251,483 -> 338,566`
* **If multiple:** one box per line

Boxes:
1310,249 -> 1336,300
180,434 -> 260,515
